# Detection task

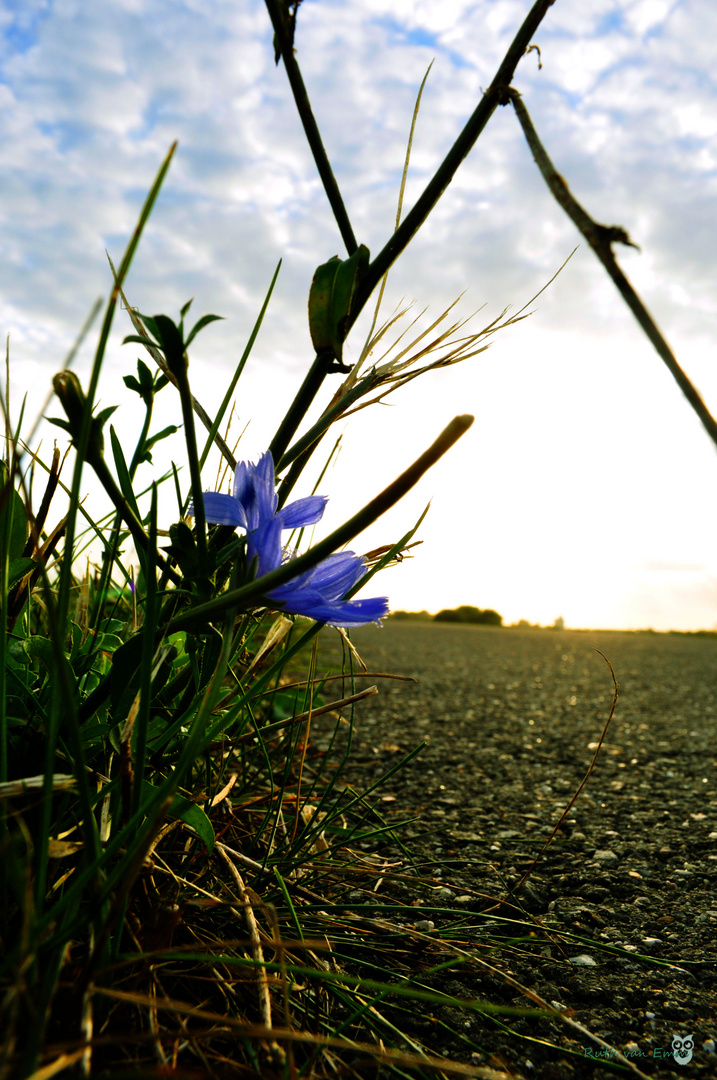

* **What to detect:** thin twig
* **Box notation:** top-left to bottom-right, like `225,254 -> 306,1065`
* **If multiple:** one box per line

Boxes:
359,917 -> 652,1080
225,687 -> 379,741
508,87 -> 717,451
269,1 -> 556,470
352,0 -> 558,318
354,60 -> 435,380
171,414 -> 474,631
91,986 -> 514,1078
264,0 -> 357,256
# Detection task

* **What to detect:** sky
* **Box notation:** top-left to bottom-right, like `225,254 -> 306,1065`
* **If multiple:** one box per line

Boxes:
2,0 -> 717,631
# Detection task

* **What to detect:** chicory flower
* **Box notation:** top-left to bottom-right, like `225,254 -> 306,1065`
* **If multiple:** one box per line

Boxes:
199,451 -> 326,532
195,452 -> 388,627
249,516 -> 389,627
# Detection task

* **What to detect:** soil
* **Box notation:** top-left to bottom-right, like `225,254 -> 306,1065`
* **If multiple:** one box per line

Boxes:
315,622 -> 717,1078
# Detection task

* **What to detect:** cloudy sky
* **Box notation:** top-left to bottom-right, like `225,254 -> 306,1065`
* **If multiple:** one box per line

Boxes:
2,0 -> 717,630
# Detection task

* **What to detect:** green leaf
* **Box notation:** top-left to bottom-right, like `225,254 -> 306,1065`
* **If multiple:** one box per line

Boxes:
152,314 -> 186,373
308,245 -> 369,365
110,634 -> 144,709
141,781 -> 215,852
45,417 -> 73,436
22,635 -> 56,674
123,374 -> 142,394
136,313 -> 160,340
0,464 -> 29,561
96,405 -> 119,428
8,557 -> 36,589
69,621 -> 84,662
137,358 -> 154,390
137,421 -> 179,466
110,426 -> 141,519
122,334 -> 156,349
168,794 -> 215,852
184,313 -> 224,349
143,425 -> 178,454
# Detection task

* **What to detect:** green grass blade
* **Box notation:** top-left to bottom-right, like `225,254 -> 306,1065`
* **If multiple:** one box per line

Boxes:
132,483 -> 159,817
198,259 -> 282,473
56,141 -> 177,630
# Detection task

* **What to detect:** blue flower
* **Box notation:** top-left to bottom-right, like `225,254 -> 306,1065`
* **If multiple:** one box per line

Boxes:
251,517 -> 389,627
196,451 -> 388,627
199,451 -> 326,532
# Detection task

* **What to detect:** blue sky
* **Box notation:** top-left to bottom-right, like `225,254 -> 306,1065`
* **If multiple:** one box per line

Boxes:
2,0 -> 717,629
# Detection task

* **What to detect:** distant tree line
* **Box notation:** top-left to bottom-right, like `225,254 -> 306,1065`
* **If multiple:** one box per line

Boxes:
390,605 -> 503,626
389,610 -> 575,629
434,605 -> 503,626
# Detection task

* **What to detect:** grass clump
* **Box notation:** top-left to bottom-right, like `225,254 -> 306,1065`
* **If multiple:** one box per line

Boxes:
0,91 -> 487,1080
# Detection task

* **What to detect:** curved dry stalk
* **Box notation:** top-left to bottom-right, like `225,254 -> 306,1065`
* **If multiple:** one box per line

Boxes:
216,845 -> 286,1068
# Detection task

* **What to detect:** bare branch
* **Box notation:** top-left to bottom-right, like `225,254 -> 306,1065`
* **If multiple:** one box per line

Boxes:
508,87 -> 717,452
264,0 -> 357,255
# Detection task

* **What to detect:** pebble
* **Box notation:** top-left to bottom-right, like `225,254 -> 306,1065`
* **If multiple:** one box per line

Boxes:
582,885 -> 611,902
414,920 -> 435,932
569,954 -> 597,967
593,849 -> 619,864
703,1039 -> 716,1054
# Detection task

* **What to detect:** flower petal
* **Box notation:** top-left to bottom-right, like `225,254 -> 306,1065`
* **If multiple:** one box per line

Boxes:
232,451 -> 277,531
276,495 -> 327,530
273,594 -> 389,627
199,492 -> 245,527
300,552 -> 367,597
249,517 -> 283,578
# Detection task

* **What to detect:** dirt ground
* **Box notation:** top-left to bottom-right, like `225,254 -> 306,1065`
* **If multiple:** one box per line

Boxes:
314,622 -> 717,1078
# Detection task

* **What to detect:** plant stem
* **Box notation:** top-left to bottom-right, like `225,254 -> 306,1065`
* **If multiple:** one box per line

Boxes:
172,360 -> 208,577
351,0 -> 557,320
56,143 -> 177,632
87,447 -> 181,586
508,87 -> 717,451
264,0 -> 357,256
269,353 -> 335,467
268,0 -> 556,469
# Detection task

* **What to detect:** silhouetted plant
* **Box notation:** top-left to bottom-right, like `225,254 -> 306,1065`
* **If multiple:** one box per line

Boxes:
1,1 -> 710,1076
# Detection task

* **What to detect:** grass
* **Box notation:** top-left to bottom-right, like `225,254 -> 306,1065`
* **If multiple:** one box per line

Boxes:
0,134 -> 500,1080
